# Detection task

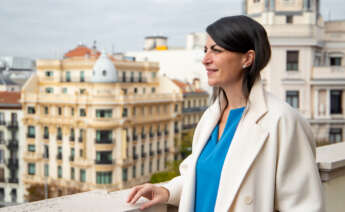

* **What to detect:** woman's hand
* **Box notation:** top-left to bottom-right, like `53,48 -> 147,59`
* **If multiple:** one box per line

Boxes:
126,183 -> 170,210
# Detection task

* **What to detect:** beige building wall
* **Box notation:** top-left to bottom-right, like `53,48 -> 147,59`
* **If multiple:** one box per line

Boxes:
245,0 -> 345,145
20,55 -> 183,198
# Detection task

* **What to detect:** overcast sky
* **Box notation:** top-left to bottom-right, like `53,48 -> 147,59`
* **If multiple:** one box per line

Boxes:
1,0 -> 344,59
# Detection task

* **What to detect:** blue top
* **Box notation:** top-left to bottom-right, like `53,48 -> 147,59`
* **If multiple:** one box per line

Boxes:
194,107 -> 245,212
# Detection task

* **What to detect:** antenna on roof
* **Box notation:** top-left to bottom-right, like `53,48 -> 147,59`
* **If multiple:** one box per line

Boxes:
92,40 -> 97,50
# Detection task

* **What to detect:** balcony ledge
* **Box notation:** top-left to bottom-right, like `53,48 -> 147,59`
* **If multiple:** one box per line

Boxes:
4,189 -> 178,212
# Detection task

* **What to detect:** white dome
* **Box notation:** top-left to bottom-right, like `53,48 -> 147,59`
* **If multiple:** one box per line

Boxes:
91,52 -> 118,83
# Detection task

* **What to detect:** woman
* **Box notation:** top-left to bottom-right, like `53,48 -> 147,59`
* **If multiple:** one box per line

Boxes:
127,15 -> 324,212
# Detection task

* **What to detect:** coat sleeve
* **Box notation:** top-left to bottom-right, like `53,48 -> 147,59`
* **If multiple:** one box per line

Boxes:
274,110 -> 325,212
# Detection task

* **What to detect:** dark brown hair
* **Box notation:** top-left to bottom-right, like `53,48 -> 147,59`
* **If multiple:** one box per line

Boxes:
206,15 -> 271,103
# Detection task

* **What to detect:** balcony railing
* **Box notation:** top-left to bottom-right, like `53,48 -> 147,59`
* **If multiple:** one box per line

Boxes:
182,106 -> 208,113
70,136 -> 75,142
69,155 -> 74,162
6,158 -> 19,169
2,189 -> 178,211
43,134 -> 49,139
78,137 -> 83,142
95,159 -> 114,165
7,139 -> 19,150
7,121 -> 19,130
141,152 -> 147,158
7,177 -> 19,184
95,139 -> 113,144
133,154 -> 138,160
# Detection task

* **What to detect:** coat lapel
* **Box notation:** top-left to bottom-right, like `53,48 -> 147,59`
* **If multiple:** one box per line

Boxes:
214,80 -> 270,211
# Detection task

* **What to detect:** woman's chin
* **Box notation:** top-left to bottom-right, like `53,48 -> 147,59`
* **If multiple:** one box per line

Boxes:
207,80 -> 218,87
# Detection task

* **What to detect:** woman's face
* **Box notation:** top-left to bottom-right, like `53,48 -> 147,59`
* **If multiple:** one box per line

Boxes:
202,35 -> 245,88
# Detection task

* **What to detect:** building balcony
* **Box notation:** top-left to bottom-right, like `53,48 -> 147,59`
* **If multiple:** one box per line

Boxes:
95,159 -> 114,165
182,106 -> 207,113
157,149 -> 162,155
133,135 -> 138,141
312,66 -> 345,82
43,134 -> 49,139
7,121 -> 19,130
149,132 -> 155,138
141,152 -> 146,158
70,136 -> 75,142
141,134 -> 146,140
69,155 -> 75,162
164,130 -> 169,135
149,151 -> 154,157
57,135 -> 63,140
26,134 -> 35,139
78,137 -> 83,142
7,139 -> 19,150
164,148 -> 169,153
7,177 -> 19,184
6,158 -> 19,169
182,123 -> 197,130
95,139 -> 113,144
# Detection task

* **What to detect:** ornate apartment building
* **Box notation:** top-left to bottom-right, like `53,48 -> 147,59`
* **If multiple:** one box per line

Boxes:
172,79 -> 209,133
0,92 -> 25,206
244,0 -> 345,145
20,47 -> 183,196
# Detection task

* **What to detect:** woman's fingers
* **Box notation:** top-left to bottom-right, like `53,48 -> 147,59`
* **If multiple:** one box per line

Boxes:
140,197 -> 160,210
126,185 -> 144,203
129,185 -> 152,204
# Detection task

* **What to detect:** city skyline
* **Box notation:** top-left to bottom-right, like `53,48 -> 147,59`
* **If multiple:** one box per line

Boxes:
1,0 -> 345,59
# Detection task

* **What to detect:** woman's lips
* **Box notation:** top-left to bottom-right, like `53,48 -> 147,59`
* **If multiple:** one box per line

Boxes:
206,68 -> 218,76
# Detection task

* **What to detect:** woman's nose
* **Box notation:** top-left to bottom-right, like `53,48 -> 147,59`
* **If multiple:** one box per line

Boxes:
202,52 -> 212,65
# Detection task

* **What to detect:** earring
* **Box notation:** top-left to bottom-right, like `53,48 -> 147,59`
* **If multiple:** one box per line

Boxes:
242,65 -> 246,69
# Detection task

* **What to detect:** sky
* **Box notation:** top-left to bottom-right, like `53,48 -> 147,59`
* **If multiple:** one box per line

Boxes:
1,0 -> 344,59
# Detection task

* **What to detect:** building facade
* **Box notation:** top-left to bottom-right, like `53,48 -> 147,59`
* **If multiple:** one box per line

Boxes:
0,92 -> 25,206
20,49 -> 182,197
244,0 -> 345,145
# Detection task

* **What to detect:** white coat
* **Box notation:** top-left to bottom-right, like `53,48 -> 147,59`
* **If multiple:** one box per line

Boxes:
162,79 -> 324,212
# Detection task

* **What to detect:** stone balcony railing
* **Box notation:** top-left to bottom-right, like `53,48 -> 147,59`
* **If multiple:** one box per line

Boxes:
312,66 -> 345,80
3,143 -> 345,212
2,189 -> 178,212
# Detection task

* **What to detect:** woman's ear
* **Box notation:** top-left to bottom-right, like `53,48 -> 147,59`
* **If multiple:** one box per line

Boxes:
242,50 -> 255,68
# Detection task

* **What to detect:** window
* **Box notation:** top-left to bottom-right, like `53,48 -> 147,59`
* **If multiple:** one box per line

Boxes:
43,126 -> 49,139
130,72 -> 134,82
45,87 -> 54,93
134,88 -> 138,94
57,127 -> 62,140
80,108 -> 86,117
44,106 -> 49,115
80,71 -> 85,82
151,87 -> 156,93
57,146 -> 62,160
102,70 -> 107,76
330,57 -> 342,66
152,72 -> 156,79
122,72 -> 126,82
58,107 -> 62,115
139,72 -> 142,82
286,51 -> 299,71
80,149 -> 83,157
70,148 -> 75,161
44,164 -> 49,177
96,109 -> 112,118
330,90 -> 342,114
80,89 -> 86,94
286,15 -> 293,24
44,145 -> 49,158
45,71 -> 53,77
62,87 -> 68,94
329,128 -> 343,143
174,104 -> 178,112
66,71 -> 71,82
28,163 -> 35,175
80,169 -> 86,182
96,151 -> 112,164
253,0 -> 260,2
70,128 -> 75,141
27,106 -> 35,114
157,158 -> 160,171
132,165 -> 136,178
10,189 -> 16,202
286,91 -> 299,109
57,166 -> 62,178
96,172 -> 112,184
141,163 -> 144,176
149,161 -> 152,173
71,167 -> 75,180
96,130 -> 112,144
0,112 -> 4,124
28,144 -> 35,152
122,168 -> 128,182
0,150 -> 4,164
122,108 -> 128,117
71,108 -> 74,116
27,126 -> 35,138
